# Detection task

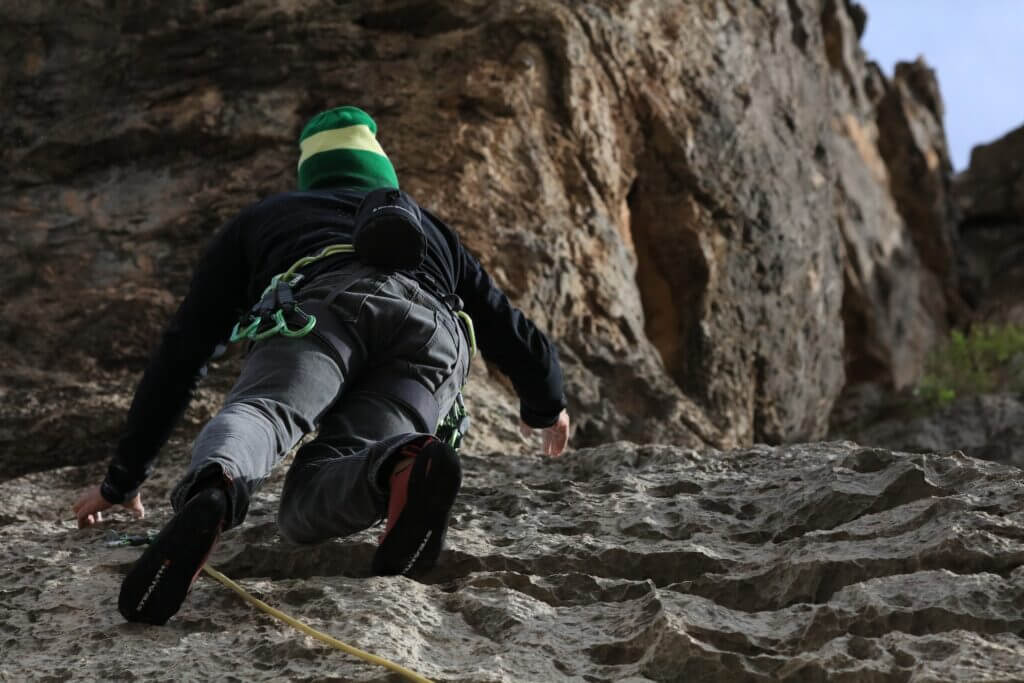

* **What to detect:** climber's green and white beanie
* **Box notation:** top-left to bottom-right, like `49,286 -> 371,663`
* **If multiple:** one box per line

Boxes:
297,106 -> 399,191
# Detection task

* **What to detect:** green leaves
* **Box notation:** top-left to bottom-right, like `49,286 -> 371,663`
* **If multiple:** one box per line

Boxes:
916,323 -> 1024,408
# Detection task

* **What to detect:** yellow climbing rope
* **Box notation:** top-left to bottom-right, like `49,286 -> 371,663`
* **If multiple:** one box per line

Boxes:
201,565 -> 433,683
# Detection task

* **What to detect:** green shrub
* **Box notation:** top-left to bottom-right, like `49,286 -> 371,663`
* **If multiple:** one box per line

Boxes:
915,323 -> 1024,407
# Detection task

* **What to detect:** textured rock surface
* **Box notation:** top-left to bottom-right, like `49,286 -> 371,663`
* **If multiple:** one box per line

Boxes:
3,441 -> 1024,681
955,124 -> 1024,324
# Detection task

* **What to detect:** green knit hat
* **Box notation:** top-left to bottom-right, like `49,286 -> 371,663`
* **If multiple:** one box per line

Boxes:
297,106 -> 399,191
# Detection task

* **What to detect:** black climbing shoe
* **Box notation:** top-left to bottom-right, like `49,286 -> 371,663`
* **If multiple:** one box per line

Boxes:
373,439 -> 461,577
118,487 -> 227,625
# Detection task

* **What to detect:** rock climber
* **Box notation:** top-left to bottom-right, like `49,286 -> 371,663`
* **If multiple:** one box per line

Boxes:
71,106 -> 570,625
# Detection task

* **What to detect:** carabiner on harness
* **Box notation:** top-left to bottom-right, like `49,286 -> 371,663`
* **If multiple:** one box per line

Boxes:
230,274 -> 317,343
230,244 -> 356,345
436,392 -> 470,450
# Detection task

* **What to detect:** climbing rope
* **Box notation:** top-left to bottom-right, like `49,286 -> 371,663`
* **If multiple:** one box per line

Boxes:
277,244 -> 356,283
201,565 -> 433,683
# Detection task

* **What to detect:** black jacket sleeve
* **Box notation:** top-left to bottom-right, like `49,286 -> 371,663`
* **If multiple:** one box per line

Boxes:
454,244 -> 566,428
101,215 -> 249,503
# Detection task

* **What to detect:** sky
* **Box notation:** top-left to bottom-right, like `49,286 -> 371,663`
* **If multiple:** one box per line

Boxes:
857,0 -> 1024,170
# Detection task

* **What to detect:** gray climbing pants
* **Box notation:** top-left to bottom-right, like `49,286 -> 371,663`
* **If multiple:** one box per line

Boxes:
169,269 -> 470,543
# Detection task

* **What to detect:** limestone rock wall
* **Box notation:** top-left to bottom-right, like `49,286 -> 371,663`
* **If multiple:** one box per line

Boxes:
1,0 -> 962,464
820,6 -> 961,391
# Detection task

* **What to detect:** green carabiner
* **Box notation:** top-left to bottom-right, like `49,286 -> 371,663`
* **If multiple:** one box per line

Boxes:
250,313 -> 287,341
279,308 -> 317,338
230,317 -> 261,343
456,310 -> 478,358
229,244 -> 355,346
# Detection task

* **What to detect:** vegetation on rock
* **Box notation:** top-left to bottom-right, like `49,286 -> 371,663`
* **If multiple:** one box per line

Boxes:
916,323 -> 1024,406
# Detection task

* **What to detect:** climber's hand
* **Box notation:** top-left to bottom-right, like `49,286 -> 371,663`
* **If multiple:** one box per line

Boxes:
73,485 -> 145,528
519,409 -> 570,457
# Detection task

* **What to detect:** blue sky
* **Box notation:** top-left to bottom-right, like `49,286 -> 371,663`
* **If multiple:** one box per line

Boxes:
857,0 -> 1024,170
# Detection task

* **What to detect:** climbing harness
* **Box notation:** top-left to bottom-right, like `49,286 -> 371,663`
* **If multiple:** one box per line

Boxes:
230,244 -> 355,344
228,241 -> 477,450
228,189 -> 479,448
230,188 -> 429,345
110,533 -> 433,682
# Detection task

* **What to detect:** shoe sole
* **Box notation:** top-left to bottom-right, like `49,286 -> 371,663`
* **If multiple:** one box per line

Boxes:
372,442 -> 461,577
118,488 -> 226,625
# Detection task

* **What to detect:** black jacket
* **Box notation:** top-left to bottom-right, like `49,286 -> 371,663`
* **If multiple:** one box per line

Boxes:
101,188 -> 566,503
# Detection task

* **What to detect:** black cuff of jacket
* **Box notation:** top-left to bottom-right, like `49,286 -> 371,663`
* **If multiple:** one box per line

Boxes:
520,399 -> 565,429
101,462 -> 143,504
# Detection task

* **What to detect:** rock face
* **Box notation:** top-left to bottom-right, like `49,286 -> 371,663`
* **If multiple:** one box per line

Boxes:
825,43 -> 961,391
956,124 -> 1024,324
831,124 -> 1024,471
3,441 -> 1024,681
1,0 -> 963,456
